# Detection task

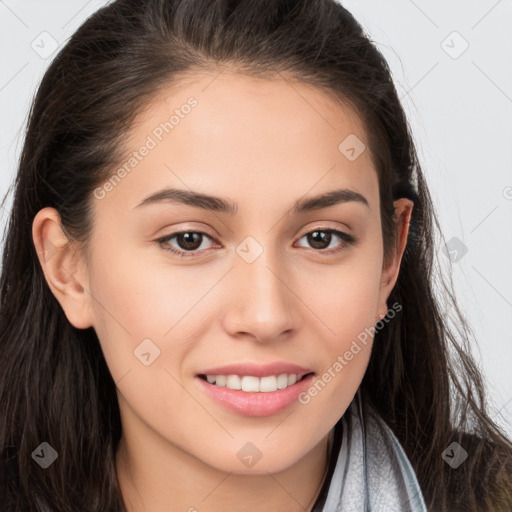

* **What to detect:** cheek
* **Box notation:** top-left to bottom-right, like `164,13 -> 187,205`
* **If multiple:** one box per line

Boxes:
86,243 -> 214,378
313,271 -> 377,380
293,246 -> 382,394
299,252 -> 383,339
295,269 -> 379,426
86,249 -> 200,429
85,244 -> 168,377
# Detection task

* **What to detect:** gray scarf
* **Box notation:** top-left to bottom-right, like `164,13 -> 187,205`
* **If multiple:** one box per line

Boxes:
321,391 -> 428,511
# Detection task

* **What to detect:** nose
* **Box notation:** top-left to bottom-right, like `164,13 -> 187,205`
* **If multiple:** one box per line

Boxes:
222,246 -> 298,343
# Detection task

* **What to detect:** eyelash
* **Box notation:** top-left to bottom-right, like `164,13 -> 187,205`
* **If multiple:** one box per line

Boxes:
155,228 -> 357,258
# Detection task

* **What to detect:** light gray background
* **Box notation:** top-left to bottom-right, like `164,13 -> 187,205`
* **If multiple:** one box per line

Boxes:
1,1 -> 511,433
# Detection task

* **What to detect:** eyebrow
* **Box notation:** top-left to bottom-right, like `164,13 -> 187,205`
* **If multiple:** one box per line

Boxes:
134,187 -> 369,214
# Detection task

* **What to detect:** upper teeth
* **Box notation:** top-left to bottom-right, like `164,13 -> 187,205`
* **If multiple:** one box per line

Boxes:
206,374 -> 300,392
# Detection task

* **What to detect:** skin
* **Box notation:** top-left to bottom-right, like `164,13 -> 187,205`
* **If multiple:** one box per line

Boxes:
33,69 -> 413,512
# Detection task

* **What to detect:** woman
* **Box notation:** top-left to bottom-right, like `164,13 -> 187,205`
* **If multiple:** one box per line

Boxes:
1,0 -> 511,510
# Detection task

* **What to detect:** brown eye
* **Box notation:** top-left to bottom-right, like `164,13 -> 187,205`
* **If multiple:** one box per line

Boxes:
307,230 -> 333,249
156,230 -> 217,257
174,232 -> 203,251
295,228 -> 356,254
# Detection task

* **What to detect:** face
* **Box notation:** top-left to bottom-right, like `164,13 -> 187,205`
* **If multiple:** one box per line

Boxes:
34,70 -> 411,476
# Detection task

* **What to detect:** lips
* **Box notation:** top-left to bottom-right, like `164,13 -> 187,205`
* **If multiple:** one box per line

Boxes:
194,361 -> 316,416
196,372 -> 316,417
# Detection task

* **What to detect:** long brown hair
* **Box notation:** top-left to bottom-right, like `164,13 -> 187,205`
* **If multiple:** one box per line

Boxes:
1,1 -> 511,510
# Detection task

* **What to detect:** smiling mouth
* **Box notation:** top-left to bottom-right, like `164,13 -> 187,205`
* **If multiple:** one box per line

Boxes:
197,372 -> 315,393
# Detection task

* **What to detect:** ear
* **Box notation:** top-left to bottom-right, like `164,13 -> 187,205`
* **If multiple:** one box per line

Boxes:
375,198 -> 414,321
32,207 -> 94,329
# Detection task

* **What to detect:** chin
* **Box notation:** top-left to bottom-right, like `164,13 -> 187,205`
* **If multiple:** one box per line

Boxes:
199,447 -> 305,475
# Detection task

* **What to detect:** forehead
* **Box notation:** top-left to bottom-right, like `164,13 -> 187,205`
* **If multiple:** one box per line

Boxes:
96,69 -> 379,215
132,69 -> 369,151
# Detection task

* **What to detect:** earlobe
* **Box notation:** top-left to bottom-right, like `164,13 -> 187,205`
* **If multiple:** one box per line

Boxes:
32,207 -> 94,329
